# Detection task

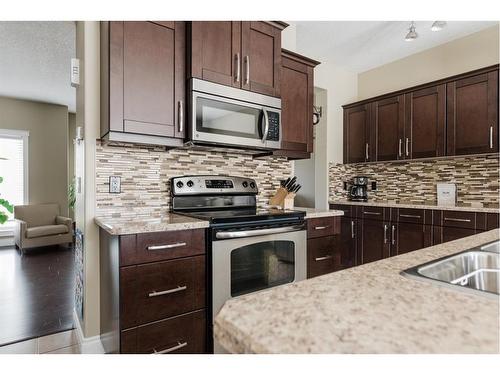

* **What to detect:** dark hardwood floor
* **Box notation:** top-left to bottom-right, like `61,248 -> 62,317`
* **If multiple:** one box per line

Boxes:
0,245 -> 75,346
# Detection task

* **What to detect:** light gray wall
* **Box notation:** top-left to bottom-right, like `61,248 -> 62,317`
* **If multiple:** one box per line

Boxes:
0,96 -> 69,216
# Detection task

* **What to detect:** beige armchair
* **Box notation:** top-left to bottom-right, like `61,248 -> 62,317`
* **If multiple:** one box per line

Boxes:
14,203 -> 73,253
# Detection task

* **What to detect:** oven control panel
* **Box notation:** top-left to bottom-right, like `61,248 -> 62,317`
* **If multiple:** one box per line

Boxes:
171,175 -> 258,196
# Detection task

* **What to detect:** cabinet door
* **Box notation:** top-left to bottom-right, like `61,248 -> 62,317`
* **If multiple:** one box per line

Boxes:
338,216 -> 357,268
117,21 -> 185,138
241,22 -> 281,97
447,70 -> 499,155
344,104 -> 371,163
189,21 -> 241,88
357,219 -> 390,265
391,223 -> 432,256
405,85 -> 446,159
281,54 -> 315,153
433,226 -> 477,244
373,95 -> 405,161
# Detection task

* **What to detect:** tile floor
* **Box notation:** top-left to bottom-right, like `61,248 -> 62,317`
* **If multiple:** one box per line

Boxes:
0,329 -> 81,354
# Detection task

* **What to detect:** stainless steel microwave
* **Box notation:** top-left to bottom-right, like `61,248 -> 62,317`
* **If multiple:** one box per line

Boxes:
189,79 -> 282,150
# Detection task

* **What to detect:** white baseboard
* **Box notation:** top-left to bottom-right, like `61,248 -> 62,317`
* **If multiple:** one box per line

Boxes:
0,236 -> 14,247
73,309 -> 106,354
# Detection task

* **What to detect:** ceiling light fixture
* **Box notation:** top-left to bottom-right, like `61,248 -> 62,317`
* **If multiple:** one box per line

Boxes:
405,21 -> 418,42
431,21 -> 447,31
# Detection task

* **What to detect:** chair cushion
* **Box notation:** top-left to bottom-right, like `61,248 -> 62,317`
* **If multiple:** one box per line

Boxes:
14,204 -> 60,228
26,224 -> 69,239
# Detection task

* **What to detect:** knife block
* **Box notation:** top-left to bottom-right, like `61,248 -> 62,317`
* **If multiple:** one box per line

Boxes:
269,187 -> 296,210
269,187 -> 289,206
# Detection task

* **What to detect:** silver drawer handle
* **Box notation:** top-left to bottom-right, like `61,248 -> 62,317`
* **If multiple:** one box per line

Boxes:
314,226 -> 329,230
444,217 -> 471,223
400,214 -> 421,219
315,255 -> 332,262
148,285 -> 187,298
153,341 -> 188,354
147,242 -> 187,251
363,211 -> 381,215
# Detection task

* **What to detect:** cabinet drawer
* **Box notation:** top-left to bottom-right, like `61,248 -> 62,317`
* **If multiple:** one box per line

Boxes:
120,229 -> 205,266
440,211 -> 476,229
360,206 -> 388,221
329,204 -> 354,218
394,208 -> 426,224
307,236 -> 339,278
307,217 -> 339,239
121,255 -> 205,328
121,309 -> 206,354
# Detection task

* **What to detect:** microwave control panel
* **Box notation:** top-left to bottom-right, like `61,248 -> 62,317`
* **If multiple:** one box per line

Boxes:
266,111 -> 280,141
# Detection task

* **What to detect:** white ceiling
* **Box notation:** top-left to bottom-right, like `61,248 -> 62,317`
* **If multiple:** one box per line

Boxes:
295,21 -> 498,73
0,21 -> 76,112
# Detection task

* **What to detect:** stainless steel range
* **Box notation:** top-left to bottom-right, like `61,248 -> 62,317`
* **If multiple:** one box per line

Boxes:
171,175 -> 307,352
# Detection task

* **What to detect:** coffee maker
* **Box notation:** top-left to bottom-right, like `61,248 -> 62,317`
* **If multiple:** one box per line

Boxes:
348,176 -> 368,201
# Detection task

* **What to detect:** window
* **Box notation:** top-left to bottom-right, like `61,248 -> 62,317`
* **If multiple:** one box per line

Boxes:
0,129 -> 29,228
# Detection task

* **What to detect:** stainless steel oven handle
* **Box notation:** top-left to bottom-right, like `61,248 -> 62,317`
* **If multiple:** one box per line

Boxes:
216,225 -> 304,239
261,109 -> 269,143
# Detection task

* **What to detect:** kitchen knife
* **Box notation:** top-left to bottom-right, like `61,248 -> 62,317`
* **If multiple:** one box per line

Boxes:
282,177 -> 291,188
286,176 -> 297,191
288,183 -> 296,192
294,184 -> 301,193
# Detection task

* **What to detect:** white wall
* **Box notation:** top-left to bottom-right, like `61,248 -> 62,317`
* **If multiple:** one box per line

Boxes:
358,25 -> 499,99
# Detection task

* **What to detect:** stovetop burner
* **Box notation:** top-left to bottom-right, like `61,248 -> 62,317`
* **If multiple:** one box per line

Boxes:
170,175 -> 305,227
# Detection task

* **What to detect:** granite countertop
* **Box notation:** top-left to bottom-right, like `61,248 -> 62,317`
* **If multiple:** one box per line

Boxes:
294,207 -> 344,219
329,199 -> 500,214
94,213 -> 209,235
214,229 -> 500,354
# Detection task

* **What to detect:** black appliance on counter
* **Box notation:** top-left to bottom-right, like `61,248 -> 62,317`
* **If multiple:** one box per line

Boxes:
170,175 -> 307,353
348,176 -> 369,202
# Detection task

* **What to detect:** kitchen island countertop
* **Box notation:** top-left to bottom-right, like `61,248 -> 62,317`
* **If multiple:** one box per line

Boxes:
214,229 -> 500,354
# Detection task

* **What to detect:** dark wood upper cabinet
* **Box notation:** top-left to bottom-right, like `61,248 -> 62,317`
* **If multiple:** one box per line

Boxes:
188,21 -> 287,97
188,21 -> 241,88
373,95 -> 405,161
101,21 -> 186,146
241,22 -> 283,97
279,50 -> 320,155
344,104 -> 372,163
405,84 -> 446,159
342,65 -> 499,163
447,70 -> 499,155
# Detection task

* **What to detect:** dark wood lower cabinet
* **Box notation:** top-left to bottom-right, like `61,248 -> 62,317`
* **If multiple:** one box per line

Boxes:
100,228 -> 207,354
338,216 -> 357,268
121,309 -> 206,354
433,226 -> 477,245
392,222 -> 432,256
357,219 -> 390,264
307,237 -> 339,278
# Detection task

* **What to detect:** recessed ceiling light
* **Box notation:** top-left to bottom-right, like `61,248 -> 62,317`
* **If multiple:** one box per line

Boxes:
405,21 -> 418,42
431,21 -> 447,31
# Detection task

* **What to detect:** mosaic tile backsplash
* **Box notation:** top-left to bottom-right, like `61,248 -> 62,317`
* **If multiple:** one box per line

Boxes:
95,141 -> 293,219
329,155 -> 499,206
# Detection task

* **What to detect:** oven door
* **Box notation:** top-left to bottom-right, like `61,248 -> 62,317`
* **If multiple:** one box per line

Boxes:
191,90 -> 281,150
211,225 -> 307,321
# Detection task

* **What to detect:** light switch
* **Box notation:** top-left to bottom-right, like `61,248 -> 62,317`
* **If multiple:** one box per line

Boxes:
109,176 -> 121,193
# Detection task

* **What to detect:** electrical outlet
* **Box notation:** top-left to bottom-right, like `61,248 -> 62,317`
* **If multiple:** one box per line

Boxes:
109,176 -> 121,193
371,181 -> 377,191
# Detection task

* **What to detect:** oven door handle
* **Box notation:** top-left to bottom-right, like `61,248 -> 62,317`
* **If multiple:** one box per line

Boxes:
215,225 -> 303,239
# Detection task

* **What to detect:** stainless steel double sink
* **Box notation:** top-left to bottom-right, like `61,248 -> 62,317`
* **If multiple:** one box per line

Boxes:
402,240 -> 499,298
